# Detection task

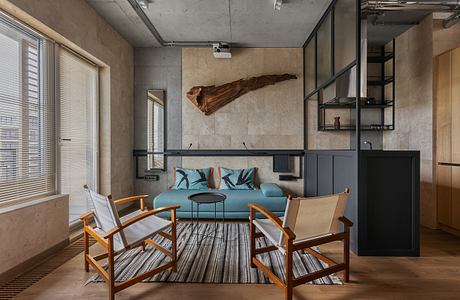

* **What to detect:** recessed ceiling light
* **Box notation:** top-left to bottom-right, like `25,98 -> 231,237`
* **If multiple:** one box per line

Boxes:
137,0 -> 149,9
274,0 -> 283,11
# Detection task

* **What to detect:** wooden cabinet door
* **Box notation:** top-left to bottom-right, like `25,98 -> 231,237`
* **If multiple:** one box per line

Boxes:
437,165 -> 452,226
451,167 -> 460,230
452,48 -> 460,163
437,52 -> 452,164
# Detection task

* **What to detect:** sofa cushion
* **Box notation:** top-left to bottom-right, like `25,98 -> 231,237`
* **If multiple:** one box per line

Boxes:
260,183 -> 284,197
172,167 -> 211,190
218,167 -> 256,190
154,188 -> 286,214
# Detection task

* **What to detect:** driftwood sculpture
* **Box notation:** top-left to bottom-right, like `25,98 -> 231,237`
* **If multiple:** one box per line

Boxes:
186,74 -> 297,115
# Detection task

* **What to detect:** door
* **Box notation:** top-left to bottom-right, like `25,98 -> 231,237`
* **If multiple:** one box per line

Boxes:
451,48 -> 460,230
437,52 -> 452,227
58,48 -> 98,223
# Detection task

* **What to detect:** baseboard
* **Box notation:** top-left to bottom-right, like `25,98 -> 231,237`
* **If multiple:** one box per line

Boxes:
439,224 -> 460,238
0,238 -> 69,286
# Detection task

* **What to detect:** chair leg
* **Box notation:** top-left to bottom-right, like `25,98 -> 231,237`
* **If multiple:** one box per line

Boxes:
171,209 -> 177,272
83,228 -> 89,272
344,228 -> 350,282
285,239 -> 293,300
108,237 -> 115,300
249,215 -> 256,268
285,286 -> 293,300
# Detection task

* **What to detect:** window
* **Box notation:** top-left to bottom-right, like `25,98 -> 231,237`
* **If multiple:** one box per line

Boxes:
58,48 -> 98,223
147,90 -> 165,170
0,15 -> 55,205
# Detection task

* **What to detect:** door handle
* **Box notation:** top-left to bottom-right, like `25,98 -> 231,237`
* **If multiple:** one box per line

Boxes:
438,162 -> 460,167
59,137 -> 72,143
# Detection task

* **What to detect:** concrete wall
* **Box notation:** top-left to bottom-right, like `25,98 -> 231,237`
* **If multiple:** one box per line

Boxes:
433,19 -> 460,57
181,48 -> 304,195
0,195 -> 69,283
383,16 -> 435,228
1,0 -> 135,198
134,48 -> 182,198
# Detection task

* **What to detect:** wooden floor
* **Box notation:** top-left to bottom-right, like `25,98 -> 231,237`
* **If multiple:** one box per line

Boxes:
12,227 -> 460,300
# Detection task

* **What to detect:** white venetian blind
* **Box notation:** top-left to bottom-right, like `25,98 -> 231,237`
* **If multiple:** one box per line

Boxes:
58,48 -> 98,222
0,16 -> 55,205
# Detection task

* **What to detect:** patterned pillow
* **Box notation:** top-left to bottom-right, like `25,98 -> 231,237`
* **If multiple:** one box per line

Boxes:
172,167 -> 211,190
218,167 -> 256,190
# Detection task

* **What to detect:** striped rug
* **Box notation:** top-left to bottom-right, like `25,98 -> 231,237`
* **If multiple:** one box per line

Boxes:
87,223 -> 342,285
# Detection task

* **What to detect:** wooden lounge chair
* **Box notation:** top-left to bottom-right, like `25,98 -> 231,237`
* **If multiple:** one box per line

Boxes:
248,188 -> 352,300
80,185 -> 179,300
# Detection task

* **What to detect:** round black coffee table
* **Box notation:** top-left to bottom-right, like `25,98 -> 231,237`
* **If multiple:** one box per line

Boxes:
188,192 -> 226,245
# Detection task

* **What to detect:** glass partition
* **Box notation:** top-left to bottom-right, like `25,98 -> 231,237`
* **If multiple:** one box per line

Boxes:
304,38 -> 316,95
334,0 -> 357,72
316,12 -> 332,86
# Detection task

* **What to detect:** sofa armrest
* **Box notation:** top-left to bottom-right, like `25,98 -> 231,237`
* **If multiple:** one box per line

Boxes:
260,183 -> 284,197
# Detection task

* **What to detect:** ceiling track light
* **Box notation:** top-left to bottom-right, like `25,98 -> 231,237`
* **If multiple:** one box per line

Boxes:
274,0 -> 283,11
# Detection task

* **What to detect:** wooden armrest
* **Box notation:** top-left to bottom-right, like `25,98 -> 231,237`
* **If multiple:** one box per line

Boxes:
80,211 -> 94,222
248,203 -> 296,240
339,216 -> 353,227
150,205 -> 180,215
114,195 -> 149,210
104,205 -> 180,239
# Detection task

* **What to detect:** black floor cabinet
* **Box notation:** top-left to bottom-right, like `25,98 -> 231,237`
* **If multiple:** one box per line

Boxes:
305,150 -> 420,256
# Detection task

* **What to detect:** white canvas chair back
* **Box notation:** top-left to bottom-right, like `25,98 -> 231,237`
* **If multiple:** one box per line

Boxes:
84,186 -> 128,249
280,189 -> 349,245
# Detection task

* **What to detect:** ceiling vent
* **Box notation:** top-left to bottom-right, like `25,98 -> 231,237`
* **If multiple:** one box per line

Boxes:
213,43 -> 232,59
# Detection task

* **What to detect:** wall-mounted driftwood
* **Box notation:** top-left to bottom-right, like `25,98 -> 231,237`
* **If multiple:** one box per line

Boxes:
186,74 -> 297,115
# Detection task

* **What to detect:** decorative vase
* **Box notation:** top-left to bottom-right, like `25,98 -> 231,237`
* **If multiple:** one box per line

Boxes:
334,116 -> 341,130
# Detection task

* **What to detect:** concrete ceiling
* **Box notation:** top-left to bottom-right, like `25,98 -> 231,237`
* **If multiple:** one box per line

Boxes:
367,10 -> 431,46
86,0 -> 332,47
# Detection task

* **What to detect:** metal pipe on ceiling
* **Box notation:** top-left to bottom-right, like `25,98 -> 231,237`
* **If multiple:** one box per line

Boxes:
365,0 -> 460,11
443,11 -> 460,27
126,0 -> 230,47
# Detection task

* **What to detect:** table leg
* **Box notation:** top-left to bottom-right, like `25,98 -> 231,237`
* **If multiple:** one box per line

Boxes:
214,202 -> 217,236
191,200 -> 194,243
197,203 -> 200,246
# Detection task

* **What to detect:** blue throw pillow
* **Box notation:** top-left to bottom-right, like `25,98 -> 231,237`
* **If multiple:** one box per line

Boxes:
219,167 -> 255,190
172,167 -> 210,190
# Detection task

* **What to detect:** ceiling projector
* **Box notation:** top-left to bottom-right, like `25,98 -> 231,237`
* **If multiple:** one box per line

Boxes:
213,43 -> 231,59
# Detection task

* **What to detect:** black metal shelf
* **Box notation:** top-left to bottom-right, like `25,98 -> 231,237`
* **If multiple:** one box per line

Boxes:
367,52 -> 394,63
318,124 -> 394,132
367,76 -> 393,86
319,99 -> 393,109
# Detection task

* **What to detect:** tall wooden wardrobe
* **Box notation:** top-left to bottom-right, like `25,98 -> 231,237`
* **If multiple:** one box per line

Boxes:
437,47 -> 460,233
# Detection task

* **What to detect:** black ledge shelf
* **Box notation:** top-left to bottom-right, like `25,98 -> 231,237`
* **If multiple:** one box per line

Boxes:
319,101 -> 394,109
318,125 -> 394,132
368,76 -> 393,86
133,149 -> 305,157
367,52 -> 394,63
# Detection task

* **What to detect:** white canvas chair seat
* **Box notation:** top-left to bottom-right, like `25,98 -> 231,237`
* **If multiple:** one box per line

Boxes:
85,188 -> 172,251
252,218 -> 333,255
120,214 -> 171,250
94,211 -> 172,251
252,191 -> 349,247
248,188 -> 351,300
81,186 -> 179,300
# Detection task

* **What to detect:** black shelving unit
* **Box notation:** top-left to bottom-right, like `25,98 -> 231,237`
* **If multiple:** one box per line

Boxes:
366,39 -> 395,130
316,40 -> 395,132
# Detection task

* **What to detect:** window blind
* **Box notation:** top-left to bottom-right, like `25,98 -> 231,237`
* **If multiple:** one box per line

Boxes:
0,15 -> 55,205
58,48 -> 98,222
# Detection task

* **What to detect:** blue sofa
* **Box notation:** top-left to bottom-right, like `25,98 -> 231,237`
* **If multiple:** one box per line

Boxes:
153,183 -> 286,219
